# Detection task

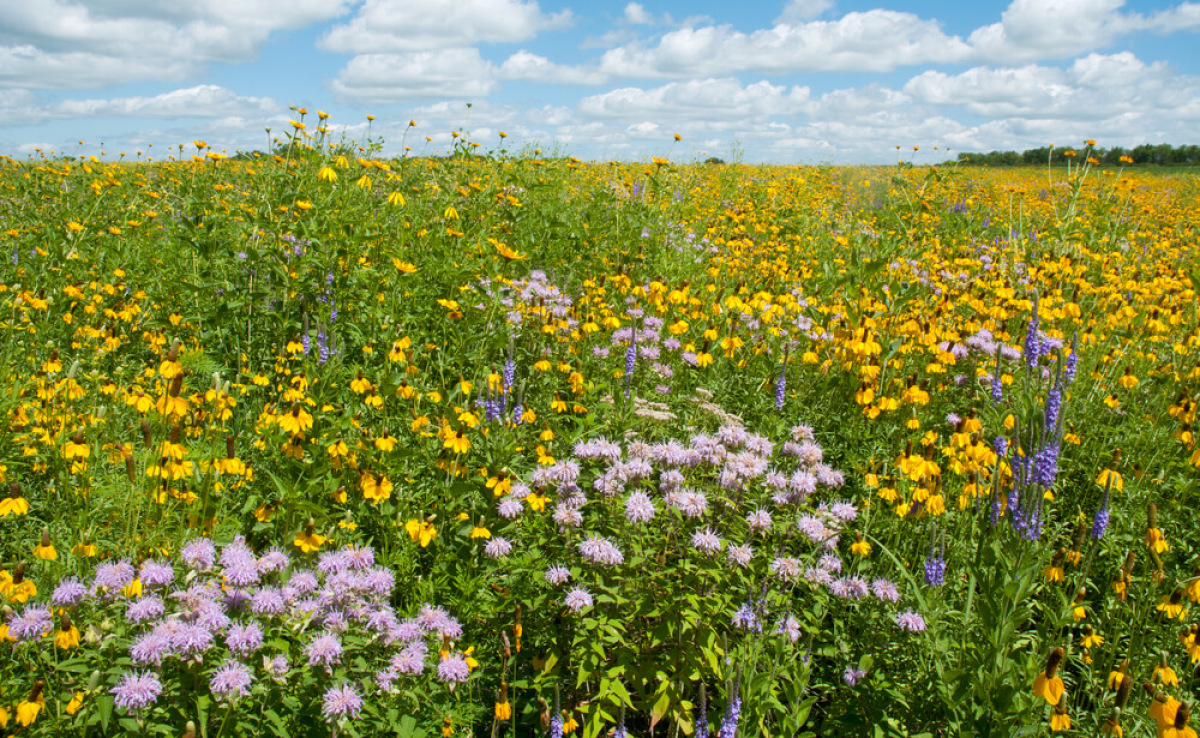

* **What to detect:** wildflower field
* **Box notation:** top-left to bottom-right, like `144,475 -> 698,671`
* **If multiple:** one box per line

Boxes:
2,129 -> 1200,737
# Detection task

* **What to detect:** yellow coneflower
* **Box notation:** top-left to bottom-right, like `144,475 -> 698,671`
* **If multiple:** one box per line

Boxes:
1050,703 -> 1070,732
1159,588 -> 1187,619
32,527 -> 56,560
293,520 -> 326,553
1033,647 -> 1065,706
16,681 -> 45,727
1155,654 -> 1179,685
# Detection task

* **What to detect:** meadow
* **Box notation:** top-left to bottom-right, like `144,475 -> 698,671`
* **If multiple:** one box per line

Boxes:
1,122 -> 1199,737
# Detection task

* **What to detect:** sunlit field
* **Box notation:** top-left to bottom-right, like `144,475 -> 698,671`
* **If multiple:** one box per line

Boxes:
2,127 -> 1200,737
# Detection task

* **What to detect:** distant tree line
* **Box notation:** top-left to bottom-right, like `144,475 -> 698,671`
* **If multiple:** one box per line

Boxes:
954,143 -> 1200,167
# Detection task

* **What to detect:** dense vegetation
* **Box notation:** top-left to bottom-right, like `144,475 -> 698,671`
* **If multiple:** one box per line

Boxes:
2,127 -> 1199,737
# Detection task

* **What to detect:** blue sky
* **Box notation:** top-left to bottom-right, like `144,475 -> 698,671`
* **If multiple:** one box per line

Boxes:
1,0 -> 1198,163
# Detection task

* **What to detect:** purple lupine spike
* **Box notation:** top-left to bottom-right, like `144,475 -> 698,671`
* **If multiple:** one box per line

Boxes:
923,555 -> 945,587
718,679 -> 741,738
1044,382 -> 1062,432
1023,296 -> 1040,369
1091,491 -> 1110,539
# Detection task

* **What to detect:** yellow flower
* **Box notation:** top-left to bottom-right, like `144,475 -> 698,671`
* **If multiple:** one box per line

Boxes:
1155,660 -> 1179,686
0,493 -> 30,517
1096,469 -> 1123,492
33,528 -> 56,560
850,533 -> 871,557
317,166 -> 337,182
294,526 -> 327,553
444,430 -> 470,454
65,691 -> 85,715
55,624 -> 80,650
1049,705 -> 1070,732
406,519 -> 437,547
495,701 -> 512,720
470,526 -> 491,539
361,473 -> 393,504
1033,648 -> 1065,706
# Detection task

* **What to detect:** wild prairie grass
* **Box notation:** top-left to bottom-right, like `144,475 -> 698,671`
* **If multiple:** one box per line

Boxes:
1,135 -> 1199,737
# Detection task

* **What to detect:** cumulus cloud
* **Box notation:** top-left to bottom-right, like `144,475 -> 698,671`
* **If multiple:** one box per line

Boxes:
597,11 -> 972,77
499,51 -> 607,85
624,3 -> 654,25
969,0 -> 1200,63
0,84 -> 276,126
329,49 -> 498,102
0,0 -> 353,88
50,85 -> 277,119
579,78 -> 811,120
319,0 -> 572,53
904,53 -> 1195,122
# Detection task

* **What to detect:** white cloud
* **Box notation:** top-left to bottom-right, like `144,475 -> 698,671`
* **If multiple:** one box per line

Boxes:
969,0 -> 1200,63
903,53 -> 1194,122
0,84 -> 275,126
597,11 -> 971,77
0,0 -> 353,88
329,49 -> 498,102
579,78 -> 811,120
624,3 -> 654,25
319,0 -> 572,53
499,51 -> 607,85
776,0 -> 835,23
50,85 -> 276,119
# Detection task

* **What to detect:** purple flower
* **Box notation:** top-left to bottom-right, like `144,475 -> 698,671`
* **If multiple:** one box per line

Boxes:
111,671 -> 163,713
564,587 -> 593,612
256,547 -> 291,575
896,610 -> 927,632
692,527 -> 722,556
498,497 -> 524,519
746,508 -> 772,533
577,535 -> 624,567
1091,489 -> 1111,539
545,565 -> 572,586
131,631 -> 173,666
305,632 -> 343,671
485,537 -> 513,558
181,539 -> 217,570
51,577 -> 89,607
138,560 -> 175,588
870,579 -> 900,603
322,682 -> 363,722
718,680 -> 741,738
924,556 -> 946,587
210,660 -> 254,702
776,616 -> 801,643
731,604 -> 761,632
226,622 -> 264,656
126,595 -> 165,624
8,604 -> 53,642
624,491 -> 656,523
437,653 -> 471,683
92,560 -> 136,595
843,666 -> 866,687
250,587 -> 286,616
726,545 -> 753,568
